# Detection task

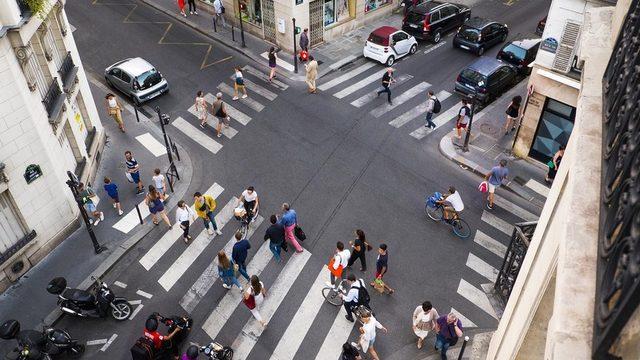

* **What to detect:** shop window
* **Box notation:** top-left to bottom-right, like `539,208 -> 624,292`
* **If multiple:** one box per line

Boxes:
324,0 -> 350,26
240,0 -> 262,25
365,0 -> 391,13
529,98 -> 575,162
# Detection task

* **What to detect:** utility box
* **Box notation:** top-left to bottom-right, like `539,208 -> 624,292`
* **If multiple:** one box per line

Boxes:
278,18 -> 285,34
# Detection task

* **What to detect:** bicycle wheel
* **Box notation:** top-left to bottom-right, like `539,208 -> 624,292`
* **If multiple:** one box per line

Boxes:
425,204 -> 443,221
452,218 -> 471,238
322,287 -> 343,306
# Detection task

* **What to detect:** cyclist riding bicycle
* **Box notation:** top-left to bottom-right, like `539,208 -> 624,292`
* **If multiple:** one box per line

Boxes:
437,186 -> 464,222
238,186 -> 259,223
339,273 -> 370,322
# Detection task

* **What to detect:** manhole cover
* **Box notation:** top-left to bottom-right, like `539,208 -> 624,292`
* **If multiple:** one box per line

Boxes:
480,123 -> 500,136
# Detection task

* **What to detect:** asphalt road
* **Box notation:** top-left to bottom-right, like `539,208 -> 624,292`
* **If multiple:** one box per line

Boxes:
49,0 -> 550,358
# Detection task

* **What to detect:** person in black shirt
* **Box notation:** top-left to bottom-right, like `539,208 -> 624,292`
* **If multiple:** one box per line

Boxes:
347,229 -> 369,271
376,68 -> 395,104
341,341 -> 362,360
264,215 -> 287,262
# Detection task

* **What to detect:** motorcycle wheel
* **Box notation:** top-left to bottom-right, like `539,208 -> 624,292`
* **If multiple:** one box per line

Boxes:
111,300 -> 132,321
69,344 -> 85,358
222,347 -> 234,360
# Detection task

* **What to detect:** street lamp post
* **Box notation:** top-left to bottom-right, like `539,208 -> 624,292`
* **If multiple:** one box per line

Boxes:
155,107 -> 180,183
292,18 -> 298,74
462,91 -> 477,152
237,1 -> 246,47
65,171 -> 106,254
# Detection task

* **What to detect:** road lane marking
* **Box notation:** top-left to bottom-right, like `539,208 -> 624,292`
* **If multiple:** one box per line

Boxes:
128,299 -> 142,305
319,62 -> 377,91
474,230 -> 507,258
525,179 -> 550,198
218,83 -> 265,112
333,70 -> 387,99
423,40 -> 447,54
466,253 -> 498,282
457,279 -> 498,319
242,65 -> 289,90
261,51 -> 295,71
187,104 -> 238,139
86,339 -> 108,346
314,304 -> 356,360
410,101 -> 462,139
172,117 -> 223,154
100,334 -> 117,352
129,304 -> 144,320
450,307 -> 477,328
135,132 -> 167,157
136,290 -> 153,299
112,199 -> 150,234
493,194 -> 538,221
113,281 -> 127,289
389,90 -> 452,128
228,75 -> 277,101
370,82 -> 431,118
481,211 -> 513,236
351,74 -> 413,108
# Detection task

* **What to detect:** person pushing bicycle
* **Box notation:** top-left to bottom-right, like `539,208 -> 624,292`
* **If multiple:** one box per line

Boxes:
437,186 -> 464,222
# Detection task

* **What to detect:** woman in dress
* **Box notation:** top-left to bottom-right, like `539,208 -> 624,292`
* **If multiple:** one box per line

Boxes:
145,185 -> 172,228
352,309 -> 387,360
268,47 -> 277,82
217,251 -> 242,290
545,145 -> 565,183
244,275 -> 267,327
232,66 -> 248,100
195,90 -> 208,128
413,301 -> 438,349
503,95 -> 522,135
177,0 -> 186,16
105,93 -> 125,133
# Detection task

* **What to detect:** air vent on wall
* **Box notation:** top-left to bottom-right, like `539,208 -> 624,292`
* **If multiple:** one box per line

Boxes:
552,21 -> 582,73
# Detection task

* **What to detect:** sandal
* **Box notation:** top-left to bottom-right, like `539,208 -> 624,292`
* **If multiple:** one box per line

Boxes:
153,221 -> 159,225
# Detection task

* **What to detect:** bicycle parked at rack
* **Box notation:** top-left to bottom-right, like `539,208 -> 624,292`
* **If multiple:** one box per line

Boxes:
425,192 -> 471,238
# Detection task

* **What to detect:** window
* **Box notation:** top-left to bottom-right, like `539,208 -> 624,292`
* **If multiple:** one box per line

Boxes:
109,68 -> 121,77
240,0 -> 262,25
429,11 -> 440,22
392,32 -> 408,43
501,44 -> 527,60
439,5 -> 455,18
325,0 -> 351,25
529,98 -> 575,162
364,0 -> 391,13
0,192 -> 27,253
120,72 -> 131,83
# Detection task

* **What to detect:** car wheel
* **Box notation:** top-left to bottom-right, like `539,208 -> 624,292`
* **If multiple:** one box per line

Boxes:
477,47 -> 485,56
409,44 -> 417,54
432,31 -> 441,43
386,56 -> 395,66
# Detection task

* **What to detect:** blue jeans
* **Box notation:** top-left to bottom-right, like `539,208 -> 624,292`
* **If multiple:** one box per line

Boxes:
237,261 -> 250,281
435,334 -> 451,360
269,243 -> 282,262
223,275 -> 241,289
426,112 -> 436,128
377,86 -> 391,102
202,211 -> 218,231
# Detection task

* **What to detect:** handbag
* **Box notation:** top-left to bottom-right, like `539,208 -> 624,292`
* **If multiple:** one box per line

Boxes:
125,172 -> 134,183
294,225 -> 306,241
243,293 -> 256,310
327,255 -> 343,277
221,5 -> 225,13
365,242 -> 373,251
373,278 -> 385,293
478,181 -> 488,193
547,160 -> 555,169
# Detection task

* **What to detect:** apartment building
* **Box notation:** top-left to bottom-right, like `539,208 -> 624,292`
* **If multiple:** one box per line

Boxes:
0,0 -> 104,291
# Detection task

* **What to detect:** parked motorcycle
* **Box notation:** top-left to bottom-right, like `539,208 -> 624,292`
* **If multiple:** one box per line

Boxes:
1,320 -> 84,359
46,276 -> 132,321
200,342 -> 233,360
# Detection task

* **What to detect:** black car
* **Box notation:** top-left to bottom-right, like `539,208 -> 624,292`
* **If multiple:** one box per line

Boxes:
497,38 -> 541,75
536,16 -> 546,36
454,57 -> 517,104
402,1 -> 471,43
452,17 -> 509,55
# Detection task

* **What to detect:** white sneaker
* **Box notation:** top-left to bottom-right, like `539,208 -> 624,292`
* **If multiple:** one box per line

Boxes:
222,284 -> 231,289
232,96 -> 239,101
242,94 -> 248,99
113,203 -> 117,209
215,229 -> 222,235
207,228 -> 214,235
194,11 -> 198,14
118,210 -> 123,216
190,11 -> 193,14
93,219 -> 101,226
99,212 -> 104,221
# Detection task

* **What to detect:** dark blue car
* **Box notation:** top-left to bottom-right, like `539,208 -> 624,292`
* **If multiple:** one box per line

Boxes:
454,57 -> 517,104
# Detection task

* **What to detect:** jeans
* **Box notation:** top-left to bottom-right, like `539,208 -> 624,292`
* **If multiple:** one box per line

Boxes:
237,261 -> 250,281
223,275 -> 241,289
188,0 -> 196,11
180,221 -> 190,239
425,111 -> 436,128
202,211 -> 218,231
377,86 -> 391,103
269,242 -> 282,262
344,300 -> 357,320
435,334 -> 451,360
215,13 -> 226,27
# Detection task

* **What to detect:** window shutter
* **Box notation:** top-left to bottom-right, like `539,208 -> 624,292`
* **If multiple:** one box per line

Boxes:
552,21 -> 581,73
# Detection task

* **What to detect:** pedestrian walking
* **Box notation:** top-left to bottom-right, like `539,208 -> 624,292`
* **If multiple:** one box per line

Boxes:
485,159 -> 509,210
299,28 -> 309,52
105,93 -> 125,132
243,275 -> 267,327
213,0 -> 226,27
371,243 -> 394,294
413,301 -> 438,349
79,182 -> 104,226
376,68 -> 395,104
305,56 -> 318,93
279,203 -> 303,253
177,0 -> 186,16
328,241 -> 351,288
503,95 -> 522,135
217,251 -> 242,290
424,90 -> 438,129
545,145 -> 565,183
232,66 -> 248,100
352,309 -> 387,360
175,200 -> 196,243
232,231 -> 251,281
456,99 -> 471,139
195,90 -> 208,128
212,92 -> 230,138
187,0 -> 197,14
434,313 -> 463,360
124,151 -> 144,195
347,229 -> 370,272
146,185 -> 172,228
103,177 -> 123,216
193,191 -> 223,236
264,214 -> 286,263
267,47 -> 277,82
341,342 -> 362,360
152,168 -> 168,201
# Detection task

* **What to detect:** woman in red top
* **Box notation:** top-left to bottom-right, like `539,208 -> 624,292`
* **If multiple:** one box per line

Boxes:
177,0 -> 186,16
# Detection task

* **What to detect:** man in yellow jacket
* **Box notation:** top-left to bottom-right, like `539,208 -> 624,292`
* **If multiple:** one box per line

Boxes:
194,191 -> 222,236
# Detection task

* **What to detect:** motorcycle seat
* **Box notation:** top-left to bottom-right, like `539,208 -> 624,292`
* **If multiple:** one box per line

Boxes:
62,288 -> 95,303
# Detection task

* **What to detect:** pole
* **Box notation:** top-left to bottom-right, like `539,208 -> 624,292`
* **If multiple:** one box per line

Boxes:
231,25 -> 235,42
462,92 -> 476,152
457,336 -> 470,360
155,107 -> 179,179
134,106 -> 140,122
292,18 -> 298,74
213,16 -> 217,32
66,171 -> 106,254
238,1 -> 246,47
512,84 -> 533,151
135,203 -> 144,225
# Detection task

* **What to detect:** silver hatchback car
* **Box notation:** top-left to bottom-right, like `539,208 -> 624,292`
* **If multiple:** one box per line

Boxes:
104,57 -> 168,105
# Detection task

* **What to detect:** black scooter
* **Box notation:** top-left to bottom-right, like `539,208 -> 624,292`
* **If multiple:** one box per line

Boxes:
1,320 -> 84,359
46,276 -> 132,321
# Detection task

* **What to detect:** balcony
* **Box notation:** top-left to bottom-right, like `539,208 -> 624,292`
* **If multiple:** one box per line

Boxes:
58,52 -> 79,94
42,78 -> 65,123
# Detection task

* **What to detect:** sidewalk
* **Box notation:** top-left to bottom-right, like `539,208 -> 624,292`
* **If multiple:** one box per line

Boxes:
0,82 -> 193,347
438,81 -> 549,208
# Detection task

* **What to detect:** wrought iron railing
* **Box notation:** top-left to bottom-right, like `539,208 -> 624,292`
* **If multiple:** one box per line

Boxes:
494,221 -> 537,304
0,230 -> 37,265
42,78 -> 63,117
58,52 -> 74,83
594,0 -> 640,358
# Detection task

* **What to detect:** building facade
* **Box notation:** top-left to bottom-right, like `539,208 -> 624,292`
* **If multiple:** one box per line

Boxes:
0,0 -> 105,292
486,0 -> 640,358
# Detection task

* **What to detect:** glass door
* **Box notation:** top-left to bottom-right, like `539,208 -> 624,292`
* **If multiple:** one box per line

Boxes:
529,98 -> 575,162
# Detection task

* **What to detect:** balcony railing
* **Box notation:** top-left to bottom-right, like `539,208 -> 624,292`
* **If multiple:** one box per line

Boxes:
58,52 -> 78,93
494,221 -> 537,304
42,78 -> 65,122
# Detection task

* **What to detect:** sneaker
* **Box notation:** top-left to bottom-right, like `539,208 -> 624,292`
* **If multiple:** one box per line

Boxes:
99,212 -> 104,221
351,342 -> 360,350
232,96 -> 239,101
345,315 -> 355,322
242,94 -> 248,99
222,284 -> 231,289
118,210 -> 123,216
113,203 -> 117,209
136,189 -> 145,195
93,219 -> 101,226
194,11 -> 198,14
207,228 -> 214,235
486,203 -> 493,210
215,229 -> 222,235
217,133 -> 222,138
190,11 -> 193,14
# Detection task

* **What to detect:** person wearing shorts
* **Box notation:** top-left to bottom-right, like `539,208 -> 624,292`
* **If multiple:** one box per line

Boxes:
371,244 -> 394,294
232,66 -> 248,100
485,159 -> 509,210
212,92 -> 230,138
125,151 -> 144,195
103,177 -> 123,216
456,99 -> 471,139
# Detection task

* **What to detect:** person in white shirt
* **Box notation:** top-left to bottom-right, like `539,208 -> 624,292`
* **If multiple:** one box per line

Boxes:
213,0 -> 226,27
175,200 -> 196,243
329,241 -> 351,289
152,168 -> 168,200
340,274 -> 366,322
352,309 -> 388,360
438,186 -> 464,221
239,186 -> 259,222
243,275 -> 267,327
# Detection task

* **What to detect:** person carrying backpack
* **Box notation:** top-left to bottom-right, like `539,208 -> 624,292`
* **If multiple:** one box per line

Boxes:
456,99 -> 471,139
425,90 -> 440,129
340,273 -> 370,322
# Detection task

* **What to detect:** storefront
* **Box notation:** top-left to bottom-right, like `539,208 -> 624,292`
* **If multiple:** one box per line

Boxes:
528,98 -> 575,162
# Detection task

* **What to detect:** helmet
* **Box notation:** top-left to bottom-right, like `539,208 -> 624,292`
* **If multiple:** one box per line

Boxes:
186,345 -> 199,359
145,317 -> 158,332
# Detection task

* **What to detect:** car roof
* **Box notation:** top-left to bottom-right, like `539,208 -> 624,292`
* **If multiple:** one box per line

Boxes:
466,57 -> 508,74
507,38 -> 541,49
411,1 -> 447,14
371,26 -> 399,37
115,57 -> 155,76
462,16 -> 495,29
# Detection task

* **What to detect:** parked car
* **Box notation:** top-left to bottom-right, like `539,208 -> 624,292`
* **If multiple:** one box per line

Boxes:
454,57 -> 517,104
402,1 -> 471,43
452,17 -> 508,55
536,16 -> 546,36
363,26 -> 418,66
105,57 -> 169,105
497,38 -> 541,75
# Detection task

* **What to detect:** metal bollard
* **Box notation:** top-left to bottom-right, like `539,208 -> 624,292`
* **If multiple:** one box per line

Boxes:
135,203 -> 144,225
134,106 -> 140,122
213,17 -> 217,32
457,336 -> 470,360
231,25 -> 235,41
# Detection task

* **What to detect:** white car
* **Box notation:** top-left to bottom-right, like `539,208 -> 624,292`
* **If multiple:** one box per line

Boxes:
363,26 -> 418,66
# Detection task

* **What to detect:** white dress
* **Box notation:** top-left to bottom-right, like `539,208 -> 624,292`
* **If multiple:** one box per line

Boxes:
413,306 -> 438,340
195,96 -> 207,121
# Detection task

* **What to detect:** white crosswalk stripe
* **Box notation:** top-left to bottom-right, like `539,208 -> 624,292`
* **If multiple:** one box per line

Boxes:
319,62 -> 377,91
314,305 -> 356,360
493,194 -> 538,221
187,104 -> 238,139
218,83 -> 265,112
229,74 -> 278,101
135,132 -> 167,157
333,70 -> 387,99
525,178 -> 550,198
261,51 -> 295,72
466,253 -> 498,282
203,93 -> 252,126
450,307 -> 477,328
112,199 -> 150,234
172,117 -> 223,154
457,278 -> 498,319
242,65 -> 289,90
231,250 -> 311,359
409,101 -> 462,139
481,211 -> 513,236
351,74 -> 413,108
389,90 -> 452,128
473,230 -> 507,258
370,82 -> 431,118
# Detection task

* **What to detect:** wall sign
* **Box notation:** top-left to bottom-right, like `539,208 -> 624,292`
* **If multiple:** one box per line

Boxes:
24,164 -> 43,184
540,37 -> 558,53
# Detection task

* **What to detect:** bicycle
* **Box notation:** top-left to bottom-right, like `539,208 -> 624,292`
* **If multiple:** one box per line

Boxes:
233,204 -> 259,237
425,192 -> 471,238
321,278 -> 371,321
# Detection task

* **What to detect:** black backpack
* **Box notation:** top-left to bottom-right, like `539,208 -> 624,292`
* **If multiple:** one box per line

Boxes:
433,97 -> 441,113
131,336 -> 155,360
356,280 -> 370,306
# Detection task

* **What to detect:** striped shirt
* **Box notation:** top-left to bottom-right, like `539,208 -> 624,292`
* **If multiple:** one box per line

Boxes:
125,157 -> 139,172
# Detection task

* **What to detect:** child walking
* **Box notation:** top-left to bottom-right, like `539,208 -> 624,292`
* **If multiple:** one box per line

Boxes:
103,177 -> 123,216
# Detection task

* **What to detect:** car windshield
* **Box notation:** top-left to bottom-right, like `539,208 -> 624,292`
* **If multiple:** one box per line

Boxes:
458,26 -> 480,41
136,69 -> 162,90
460,69 -> 486,86
501,44 -> 527,59
406,11 -> 425,24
